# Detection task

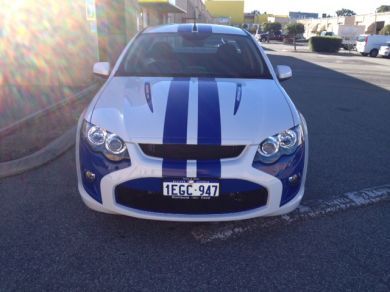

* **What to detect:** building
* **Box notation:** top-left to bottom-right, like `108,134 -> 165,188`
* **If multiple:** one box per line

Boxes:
243,11 -> 268,32
138,0 -> 186,27
1,0 -> 100,87
244,12 -> 268,25
1,0 -> 213,88
96,0 -> 141,65
267,15 -> 290,24
299,11 -> 390,39
289,11 -> 319,20
172,0 -> 212,23
205,0 -> 244,25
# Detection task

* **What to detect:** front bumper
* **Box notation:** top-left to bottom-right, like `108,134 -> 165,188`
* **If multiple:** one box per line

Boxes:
76,119 -> 308,222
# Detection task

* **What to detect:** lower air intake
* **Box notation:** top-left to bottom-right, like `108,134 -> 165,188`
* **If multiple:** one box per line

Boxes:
115,178 -> 268,215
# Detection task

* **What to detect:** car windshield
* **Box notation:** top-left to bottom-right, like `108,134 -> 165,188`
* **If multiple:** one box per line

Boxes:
117,33 -> 271,79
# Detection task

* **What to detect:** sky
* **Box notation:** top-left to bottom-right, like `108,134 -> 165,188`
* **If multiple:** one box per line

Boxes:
244,0 -> 387,16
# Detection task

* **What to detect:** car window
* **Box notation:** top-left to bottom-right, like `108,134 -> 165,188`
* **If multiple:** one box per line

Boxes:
117,33 -> 271,79
357,36 -> 366,42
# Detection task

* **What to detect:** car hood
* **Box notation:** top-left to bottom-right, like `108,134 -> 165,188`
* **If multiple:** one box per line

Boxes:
90,77 -> 295,145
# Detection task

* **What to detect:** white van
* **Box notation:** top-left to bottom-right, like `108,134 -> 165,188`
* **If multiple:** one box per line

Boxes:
356,35 -> 390,57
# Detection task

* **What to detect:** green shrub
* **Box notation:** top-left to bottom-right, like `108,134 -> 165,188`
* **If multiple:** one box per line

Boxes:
309,36 -> 342,53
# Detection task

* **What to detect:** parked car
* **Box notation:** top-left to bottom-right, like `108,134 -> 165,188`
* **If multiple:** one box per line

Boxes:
76,24 -> 308,222
356,34 -> 390,57
320,31 -> 334,37
378,41 -> 390,58
259,31 -> 285,42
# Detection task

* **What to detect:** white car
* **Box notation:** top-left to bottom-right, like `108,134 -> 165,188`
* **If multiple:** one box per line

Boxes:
379,42 -> 390,57
357,34 -> 390,57
76,24 -> 308,222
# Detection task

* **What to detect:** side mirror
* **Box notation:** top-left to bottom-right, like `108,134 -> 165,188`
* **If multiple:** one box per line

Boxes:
276,65 -> 292,82
93,62 -> 110,78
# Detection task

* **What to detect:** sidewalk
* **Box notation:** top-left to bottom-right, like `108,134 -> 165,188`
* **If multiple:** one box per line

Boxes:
0,84 -> 85,129
0,80 -> 100,179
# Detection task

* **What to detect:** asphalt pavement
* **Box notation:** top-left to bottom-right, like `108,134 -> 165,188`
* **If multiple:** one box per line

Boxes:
1,44 -> 389,291
0,149 -> 389,291
266,49 -> 390,200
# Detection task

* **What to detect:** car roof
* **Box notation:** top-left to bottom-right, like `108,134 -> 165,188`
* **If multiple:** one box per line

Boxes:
143,23 -> 247,36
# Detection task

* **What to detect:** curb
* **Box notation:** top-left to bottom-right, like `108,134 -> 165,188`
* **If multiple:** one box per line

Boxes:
0,126 -> 76,179
0,82 -> 98,139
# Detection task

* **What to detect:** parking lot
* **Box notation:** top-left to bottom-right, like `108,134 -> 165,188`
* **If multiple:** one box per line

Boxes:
1,43 -> 389,290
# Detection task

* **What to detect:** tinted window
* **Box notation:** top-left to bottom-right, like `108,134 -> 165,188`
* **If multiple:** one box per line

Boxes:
117,33 -> 271,79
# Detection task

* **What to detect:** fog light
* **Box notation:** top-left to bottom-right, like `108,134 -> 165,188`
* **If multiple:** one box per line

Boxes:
85,171 -> 96,182
288,174 -> 300,186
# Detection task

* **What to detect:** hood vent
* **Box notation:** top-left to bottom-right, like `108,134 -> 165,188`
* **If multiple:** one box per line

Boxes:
144,82 -> 153,112
234,83 -> 242,115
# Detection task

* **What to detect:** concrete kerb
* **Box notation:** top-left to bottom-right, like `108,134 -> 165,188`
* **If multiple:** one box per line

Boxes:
0,83 -> 99,179
0,126 -> 76,179
0,82 -> 99,139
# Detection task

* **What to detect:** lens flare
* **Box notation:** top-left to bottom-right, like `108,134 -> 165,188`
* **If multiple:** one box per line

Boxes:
0,0 -> 98,129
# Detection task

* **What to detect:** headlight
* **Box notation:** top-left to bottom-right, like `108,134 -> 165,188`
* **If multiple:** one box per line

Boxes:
105,134 -> 126,154
258,137 -> 279,157
254,125 -> 303,164
278,129 -> 298,154
82,120 -> 129,162
87,126 -> 106,146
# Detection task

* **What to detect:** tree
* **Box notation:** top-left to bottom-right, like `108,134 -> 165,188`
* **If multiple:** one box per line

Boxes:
263,22 -> 282,33
286,23 -> 305,51
319,25 -> 327,35
380,24 -> 390,35
251,10 -> 261,16
336,8 -> 356,16
377,5 -> 390,12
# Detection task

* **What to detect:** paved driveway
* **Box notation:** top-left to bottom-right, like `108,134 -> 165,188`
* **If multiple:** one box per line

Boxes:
266,48 -> 390,201
1,45 -> 389,291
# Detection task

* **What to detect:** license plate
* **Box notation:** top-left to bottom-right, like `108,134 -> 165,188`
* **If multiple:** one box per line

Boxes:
163,180 -> 219,197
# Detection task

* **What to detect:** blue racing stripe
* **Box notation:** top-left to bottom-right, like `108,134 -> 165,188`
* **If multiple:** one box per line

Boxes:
197,78 -> 221,145
197,160 -> 221,178
197,78 -> 222,178
178,24 -> 192,33
162,160 -> 187,177
162,78 -> 190,177
197,25 -> 212,33
163,78 -> 190,144
178,24 -> 212,34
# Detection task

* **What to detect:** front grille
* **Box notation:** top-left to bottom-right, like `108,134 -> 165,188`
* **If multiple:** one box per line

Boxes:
115,178 -> 268,215
139,144 -> 245,160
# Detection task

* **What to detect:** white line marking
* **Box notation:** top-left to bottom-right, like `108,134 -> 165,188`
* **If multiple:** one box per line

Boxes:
187,160 -> 197,178
191,185 -> 390,243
